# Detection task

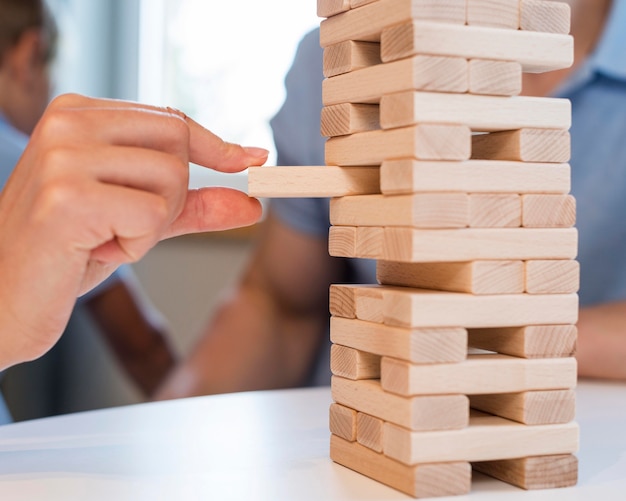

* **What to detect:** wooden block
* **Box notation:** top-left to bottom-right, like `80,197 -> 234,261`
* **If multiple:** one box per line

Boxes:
329,403 -> 357,441
472,129 -> 571,163
381,20 -> 573,72
330,193 -> 469,228
331,344 -> 381,380
318,0 -> 350,18
330,435 -> 472,498
469,389 -> 576,425
380,91 -> 571,132
322,55 -> 468,106
377,260 -> 524,294
332,377 -> 469,431
469,194 -> 522,228
330,284 -> 359,318
247,166 -> 380,198
357,412 -> 384,452
468,324 -> 577,358
381,354 -> 577,396
522,194 -> 576,228
325,124 -> 471,166
320,0 -> 466,47
383,411 -> 579,465
323,40 -> 381,78
473,454 -> 578,489
520,0 -> 571,34
330,316 -> 467,364
525,259 -> 580,294
328,225 -> 357,258
467,0 -> 520,29
355,227 -> 384,258
382,227 -> 578,262
469,59 -> 522,96
321,103 -> 379,137
355,286 -> 384,323
350,0 -> 378,7
380,159 -> 571,195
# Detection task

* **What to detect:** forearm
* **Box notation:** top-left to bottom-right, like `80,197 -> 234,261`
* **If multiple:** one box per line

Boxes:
577,300 -> 626,380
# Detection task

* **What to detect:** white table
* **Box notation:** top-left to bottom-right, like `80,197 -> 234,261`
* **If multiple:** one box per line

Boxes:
0,380 -> 624,500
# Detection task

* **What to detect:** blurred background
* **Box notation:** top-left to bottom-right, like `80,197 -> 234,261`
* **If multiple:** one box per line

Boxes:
2,0 -> 318,421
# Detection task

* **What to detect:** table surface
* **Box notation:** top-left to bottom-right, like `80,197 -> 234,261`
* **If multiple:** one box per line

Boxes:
0,380 -> 624,500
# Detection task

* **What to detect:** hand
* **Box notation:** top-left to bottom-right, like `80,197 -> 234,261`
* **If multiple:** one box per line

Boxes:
0,94 -> 267,369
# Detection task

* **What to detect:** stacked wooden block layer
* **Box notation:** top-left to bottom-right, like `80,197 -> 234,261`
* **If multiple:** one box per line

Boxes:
319,0 -> 578,498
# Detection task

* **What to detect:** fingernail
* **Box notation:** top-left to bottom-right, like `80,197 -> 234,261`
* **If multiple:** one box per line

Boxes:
243,146 -> 269,158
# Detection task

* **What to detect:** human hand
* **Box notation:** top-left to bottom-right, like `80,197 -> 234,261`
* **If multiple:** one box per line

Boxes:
0,94 -> 266,369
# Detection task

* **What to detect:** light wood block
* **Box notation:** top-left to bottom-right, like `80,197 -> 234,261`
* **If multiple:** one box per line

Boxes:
469,194 -> 522,228
520,0 -> 571,34
350,0 -> 378,6
357,412 -> 384,452
330,284 -> 359,319
331,435 -> 472,498
331,344 -> 381,380
382,227 -> 578,262
330,193 -> 470,228
468,325 -> 577,358
381,354 -> 577,396
380,91 -> 571,132
380,159 -> 571,195
325,124 -> 471,166
355,227 -> 384,258
522,194 -> 576,228
525,259 -> 580,294
473,454 -> 578,489
377,260 -> 524,294
322,55 -> 468,105
383,411 -> 579,465
318,0 -> 350,18
247,166 -> 380,198
329,403 -> 357,441
330,316 -> 468,364
320,0 -> 466,47
471,129 -> 571,163
321,103 -> 379,137
355,286 -> 384,323
380,20 -> 573,72
323,40 -> 381,78
469,389 -> 576,425
469,59 -> 522,96
332,376 -> 470,430
467,0 -> 520,29
328,225 -> 357,258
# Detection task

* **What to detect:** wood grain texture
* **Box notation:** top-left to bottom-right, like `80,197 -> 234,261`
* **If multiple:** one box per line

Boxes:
380,91 -> 571,132
329,283 -> 358,318
525,259 -> 580,294
321,103 -> 380,137
467,0 -> 520,29
328,225 -> 357,258
355,227 -> 384,258
473,454 -> 578,489
522,194 -> 576,228
325,124 -> 471,165
323,40 -> 381,78
322,55 -> 468,105
380,20 -> 573,72
381,354 -> 577,396
329,403 -> 357,441
330,316 -> 468,364
376,260 -> 524,294
331,344 -> 381,380
330,193 -> 470,228
379,159 -> 571,195
469,59 -> 522,96
468,324 -> 577,358
332,376 -> 470,430
248,166 -> 380,198
520,0 -> 571,34
469,194 -> 522,228
383,410 -> 579,464
331,435 -> 472,498
357,412 -> 384,452
471,129 -> 571,163
318,0 -> 350,18
469,389 -> 576,425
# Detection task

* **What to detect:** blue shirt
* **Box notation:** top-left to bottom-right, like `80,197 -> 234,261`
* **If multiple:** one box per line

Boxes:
269,1 -> 626,384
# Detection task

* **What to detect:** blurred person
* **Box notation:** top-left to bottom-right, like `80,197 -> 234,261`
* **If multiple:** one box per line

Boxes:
155,0 -> 626,400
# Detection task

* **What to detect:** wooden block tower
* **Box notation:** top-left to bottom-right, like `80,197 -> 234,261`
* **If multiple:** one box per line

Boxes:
250,0 -> 578,497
